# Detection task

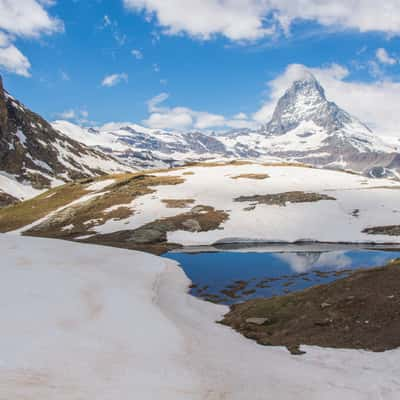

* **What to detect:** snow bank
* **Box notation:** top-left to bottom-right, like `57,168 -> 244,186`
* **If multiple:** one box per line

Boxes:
0,235 -> 199,399
2,235 -> 400,399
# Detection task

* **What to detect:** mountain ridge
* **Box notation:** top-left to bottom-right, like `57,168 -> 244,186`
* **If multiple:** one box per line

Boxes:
53,73 -> 399,177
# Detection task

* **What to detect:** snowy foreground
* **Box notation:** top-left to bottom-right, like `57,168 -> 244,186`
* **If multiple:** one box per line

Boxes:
2,235 -> 400,399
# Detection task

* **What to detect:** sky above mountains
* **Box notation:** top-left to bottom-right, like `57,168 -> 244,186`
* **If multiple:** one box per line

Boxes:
0,1 -> 400,136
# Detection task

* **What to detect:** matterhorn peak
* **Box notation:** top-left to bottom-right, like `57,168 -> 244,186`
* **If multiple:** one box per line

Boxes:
265,73 -> 351,135
289,72 -> 326,99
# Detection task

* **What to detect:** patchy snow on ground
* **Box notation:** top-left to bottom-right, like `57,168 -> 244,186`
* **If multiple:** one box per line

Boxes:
86,178 -> 116,192
0,171 -> 43,200
1,235 -> 400,399
92,163 -> 400,245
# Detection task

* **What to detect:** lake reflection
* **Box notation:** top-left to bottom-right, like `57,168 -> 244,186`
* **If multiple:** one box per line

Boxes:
164,249 -> 400,305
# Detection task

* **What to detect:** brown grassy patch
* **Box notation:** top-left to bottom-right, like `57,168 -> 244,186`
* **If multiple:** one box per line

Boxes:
231,173 -> 269,180
82,205 -> 229,255
24,174 -> 184,239
261,162 -> 313,168
221,259 -> 400,354
363,225 -> 400,236
105,206 -> 133,221
0,182 -> 89,232
182,171 -> 195,175
0,173 -> 183,236
184,160 -> 253,168
235,191 -> 336,207
162,199 -> 195,208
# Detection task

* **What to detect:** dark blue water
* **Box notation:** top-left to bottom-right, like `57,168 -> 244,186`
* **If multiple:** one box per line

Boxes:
163,249 -> 400,305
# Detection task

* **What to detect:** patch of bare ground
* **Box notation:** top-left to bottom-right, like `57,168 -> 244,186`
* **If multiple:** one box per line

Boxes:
0,192 -> 19,208
220,259 -> 400,354
261,162 -> 313,168
182,171 -> 195,175
81,205 -> 229,255
235,191 -> 336,207
363,225 -> 400,236
231,174 -> 269,180
361,186 -> 400,190
20,174 -> 184,238
0,182 -> 90,232
184,160 -> 252,168
162,199 -> 195,208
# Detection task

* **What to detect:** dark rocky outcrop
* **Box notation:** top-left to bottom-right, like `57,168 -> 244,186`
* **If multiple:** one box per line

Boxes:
0,75 -> 126,193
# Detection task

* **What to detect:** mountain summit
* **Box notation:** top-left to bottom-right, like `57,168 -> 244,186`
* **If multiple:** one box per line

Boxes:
265,73 -> 355,136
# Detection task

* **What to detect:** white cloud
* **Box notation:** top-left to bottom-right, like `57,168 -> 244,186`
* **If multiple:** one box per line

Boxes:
0,0 -> 62,38
131,49 -> 143,59
234,112 -> 248,120
103,15 -> 112,27
145,108 -> 194,130
58,109 -> 76,120
101,73 -> 128,87
147,92 -> 169,112
124,0 -> 274,41
254,63 -> 400,137
56,108 -> 89,123
144,93 -> 258,130
376,48 -> 397,65
124,0 -> 400,41
101,14 -> 126,46
0,0 -> 62,76
0,33 -> 31,77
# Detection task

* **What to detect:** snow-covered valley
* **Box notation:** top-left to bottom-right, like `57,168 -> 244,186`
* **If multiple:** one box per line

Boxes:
3,162 -> 400,251
2,234 -> 400,399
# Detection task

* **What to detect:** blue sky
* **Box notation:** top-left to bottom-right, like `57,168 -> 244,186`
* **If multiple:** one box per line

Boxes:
0,1 -> 400,135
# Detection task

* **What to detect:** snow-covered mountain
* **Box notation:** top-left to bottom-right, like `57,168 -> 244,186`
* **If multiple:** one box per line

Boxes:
218,73 -> 399,177
52,120 -> 231,169
53,73 -> 400,178
0,77 -> 131,205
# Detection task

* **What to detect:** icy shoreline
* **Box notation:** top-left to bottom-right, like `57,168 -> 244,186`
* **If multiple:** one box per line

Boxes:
1,235 -> 400,399
157,256 -> 400,399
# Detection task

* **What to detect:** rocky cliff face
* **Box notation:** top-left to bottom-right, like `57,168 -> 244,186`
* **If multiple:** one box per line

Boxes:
265,73 -> 354,135
0,76 -> 129,204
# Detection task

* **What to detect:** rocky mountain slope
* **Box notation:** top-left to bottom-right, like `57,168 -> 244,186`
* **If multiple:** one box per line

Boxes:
2,162 -> 400,253
54,74 -> 400,177
0,77 -> 130,205
218,73 -> 399,177
52,120 -> 230,169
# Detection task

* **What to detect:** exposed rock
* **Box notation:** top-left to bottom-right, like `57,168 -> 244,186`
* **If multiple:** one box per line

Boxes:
0,191 -> 18,208
235,191 -> 336,207
363,225 -> 400,236
245,318 -> 270,326
182,218 -> 201,232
